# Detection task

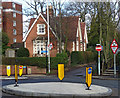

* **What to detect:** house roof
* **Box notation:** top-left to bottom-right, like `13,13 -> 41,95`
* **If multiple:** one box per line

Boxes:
24,13 -> 87,43
61,16 -> 79,41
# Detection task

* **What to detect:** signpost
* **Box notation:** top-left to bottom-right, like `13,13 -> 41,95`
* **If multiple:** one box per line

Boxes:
96,44 -> 102,75
19,65 -> 23,77
110,39 -> 118,77
86,67 -> 92,90
7,65 -> 11,77
14,65 -> 19,87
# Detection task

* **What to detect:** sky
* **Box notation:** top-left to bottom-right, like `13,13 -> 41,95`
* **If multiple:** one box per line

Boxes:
2,0 -> 119,37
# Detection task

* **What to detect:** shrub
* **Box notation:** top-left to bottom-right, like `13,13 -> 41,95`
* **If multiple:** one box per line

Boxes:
71,51 -> 97,65
16,48 -> 29,57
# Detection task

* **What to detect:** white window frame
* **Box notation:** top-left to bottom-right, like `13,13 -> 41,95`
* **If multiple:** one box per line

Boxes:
37,24 -> 45,35
0,18 -> 1,24
72,41 -> 75,51
12,3 -> 16,9
13,38 -> 16,43
13,21 -> 16,26
13,12 -> 16,17
13,29 -> 16,35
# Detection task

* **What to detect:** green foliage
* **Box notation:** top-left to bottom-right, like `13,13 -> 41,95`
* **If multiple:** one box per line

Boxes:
16,48 -> 29,57
71,51 -> 97,65
2,57 -> 69,69
2,32 -> 9,55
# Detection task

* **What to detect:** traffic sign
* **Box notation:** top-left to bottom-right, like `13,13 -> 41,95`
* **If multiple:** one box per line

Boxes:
19,66 -> 23,76
7,65 -> 11,77
88,68 -> 92,74
41,51 -> 48,53
110,39 -> 118,54
58,64 -> 64,81
96,45 -> 102,51
48,43 -> 53,50
86,67 -> 92,90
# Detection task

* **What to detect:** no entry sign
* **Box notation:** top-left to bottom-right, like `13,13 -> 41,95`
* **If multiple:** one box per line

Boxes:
110,39 -> 118,54
96,45 -> 102,51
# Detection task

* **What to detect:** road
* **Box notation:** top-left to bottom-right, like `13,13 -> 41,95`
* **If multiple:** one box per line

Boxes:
1,65 -> 120,98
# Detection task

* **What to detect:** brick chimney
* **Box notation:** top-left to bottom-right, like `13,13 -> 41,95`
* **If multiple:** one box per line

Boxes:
46,5 -> 53,17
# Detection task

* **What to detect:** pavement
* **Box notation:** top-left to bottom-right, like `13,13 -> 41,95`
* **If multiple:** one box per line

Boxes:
2,82 -> 112,97
0,76 -> 28,80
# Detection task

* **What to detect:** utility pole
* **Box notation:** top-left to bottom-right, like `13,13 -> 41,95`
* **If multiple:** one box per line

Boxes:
47,0 -> 50,73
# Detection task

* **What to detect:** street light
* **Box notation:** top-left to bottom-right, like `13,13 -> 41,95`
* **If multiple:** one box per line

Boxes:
47,0 -> 50,73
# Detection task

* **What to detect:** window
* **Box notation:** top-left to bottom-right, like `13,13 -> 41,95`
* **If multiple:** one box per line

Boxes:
13,21 -> 16,26
0,10 -> 1,14
12,3 -> 16,9
13,38 -> 16,43
37,24 -> 45,35
13,29 -> 16,35
0,18 -> 1,24
13,12 -> 16,17
0,28 -> 2,32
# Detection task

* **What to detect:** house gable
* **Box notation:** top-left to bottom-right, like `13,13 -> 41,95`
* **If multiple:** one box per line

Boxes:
23,13 -> 58,42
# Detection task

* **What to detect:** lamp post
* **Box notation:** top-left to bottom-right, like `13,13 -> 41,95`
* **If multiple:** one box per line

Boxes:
47,0 -> 50,73
46,41 -> 48,73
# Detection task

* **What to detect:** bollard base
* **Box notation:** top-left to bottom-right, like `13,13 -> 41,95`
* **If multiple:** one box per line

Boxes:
85,87 -> 91,90
14,82 -> 19,87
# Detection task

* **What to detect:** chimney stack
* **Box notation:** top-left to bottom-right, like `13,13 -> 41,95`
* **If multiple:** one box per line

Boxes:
46,5 -> 53,17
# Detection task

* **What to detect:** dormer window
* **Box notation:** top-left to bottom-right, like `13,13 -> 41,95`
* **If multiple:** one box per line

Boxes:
12,3 -> 16,9
37,24 -> 45,35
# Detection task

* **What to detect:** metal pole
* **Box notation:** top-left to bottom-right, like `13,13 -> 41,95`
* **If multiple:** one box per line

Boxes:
46,41 -> 48,73
98,51 -> 100,75
47,0 -> 50,73
114,54 -> 116,77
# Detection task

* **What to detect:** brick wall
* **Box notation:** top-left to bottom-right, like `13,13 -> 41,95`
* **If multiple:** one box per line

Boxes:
2,2 -> 23,45
0,65 -> 46,76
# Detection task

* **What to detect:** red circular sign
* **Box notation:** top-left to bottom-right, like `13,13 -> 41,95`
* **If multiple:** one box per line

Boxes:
96,45 -> 102,51
19,66 -> 22,69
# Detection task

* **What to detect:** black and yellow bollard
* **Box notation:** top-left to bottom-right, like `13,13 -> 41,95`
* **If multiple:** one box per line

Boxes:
14,65 -> 19,87
86,67 -> 92,90
58,64 -> 64,81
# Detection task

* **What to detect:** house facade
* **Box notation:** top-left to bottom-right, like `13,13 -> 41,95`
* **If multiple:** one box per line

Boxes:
23,7 -> 88,57
1,1 -> 23,48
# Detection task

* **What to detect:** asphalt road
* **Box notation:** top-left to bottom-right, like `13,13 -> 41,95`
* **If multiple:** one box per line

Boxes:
1,65 -> 120,98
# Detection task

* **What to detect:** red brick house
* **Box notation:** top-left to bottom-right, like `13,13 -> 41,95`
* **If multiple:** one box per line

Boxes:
23,8 -> 88,57
1,1 -> 23,48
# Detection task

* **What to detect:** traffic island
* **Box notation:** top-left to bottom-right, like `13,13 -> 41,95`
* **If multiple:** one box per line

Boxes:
2,82 -> 112,97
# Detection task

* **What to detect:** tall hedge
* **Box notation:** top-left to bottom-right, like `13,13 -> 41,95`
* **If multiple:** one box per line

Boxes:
71,51 -> 97,65
2,57 -> 68,69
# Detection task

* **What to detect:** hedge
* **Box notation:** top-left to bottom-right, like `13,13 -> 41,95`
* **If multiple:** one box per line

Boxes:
71,51 -> 97,65
2,57 -> 68,69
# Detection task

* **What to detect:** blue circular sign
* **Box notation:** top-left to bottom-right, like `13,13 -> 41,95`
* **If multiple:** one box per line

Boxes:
88,68 -> 92,74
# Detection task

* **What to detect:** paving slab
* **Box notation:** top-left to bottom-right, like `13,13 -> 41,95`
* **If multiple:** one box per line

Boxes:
2,82 -> 112,97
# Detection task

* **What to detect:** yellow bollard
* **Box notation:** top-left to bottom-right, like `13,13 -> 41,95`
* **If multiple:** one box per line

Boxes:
58,64 -> 64,81
86,67 -> 92,90
14,65 -> 19,87
19,65 -> 23,77
7,65 -> 11,77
